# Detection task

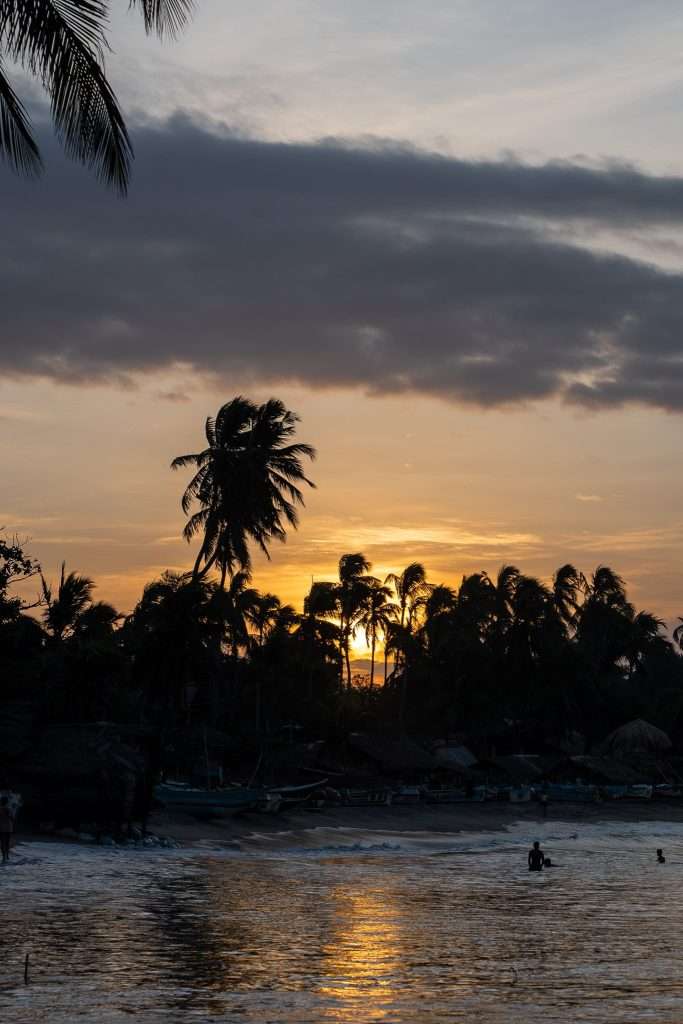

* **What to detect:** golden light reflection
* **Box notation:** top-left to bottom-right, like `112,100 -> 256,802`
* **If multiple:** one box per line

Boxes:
319,888 -> 403,1021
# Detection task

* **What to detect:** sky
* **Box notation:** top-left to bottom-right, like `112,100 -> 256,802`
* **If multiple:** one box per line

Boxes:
2,0 -> 683,640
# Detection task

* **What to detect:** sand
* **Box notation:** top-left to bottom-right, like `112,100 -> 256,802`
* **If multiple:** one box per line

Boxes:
149,799 -> 683,848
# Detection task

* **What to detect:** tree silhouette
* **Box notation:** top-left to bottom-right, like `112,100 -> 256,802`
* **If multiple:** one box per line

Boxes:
173,397 -> 315,587
41,561 -> 95,641
0,0 -> 193,190
337,553 -> 371,690
356,578 -> 396,688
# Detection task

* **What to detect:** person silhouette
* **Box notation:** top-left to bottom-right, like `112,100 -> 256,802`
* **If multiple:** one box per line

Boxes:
528,840 -> 544,871
0,796 -> 13,864
657,848 -> 666,864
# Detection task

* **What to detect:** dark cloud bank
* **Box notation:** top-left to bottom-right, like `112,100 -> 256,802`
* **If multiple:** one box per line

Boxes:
3,114 -> 683,409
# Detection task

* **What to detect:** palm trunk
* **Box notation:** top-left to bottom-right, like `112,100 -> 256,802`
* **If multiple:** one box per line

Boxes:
339,616 -> 346,692
345,637 -> 352,691
369,633 -> 376,689
383,644 -> 388,684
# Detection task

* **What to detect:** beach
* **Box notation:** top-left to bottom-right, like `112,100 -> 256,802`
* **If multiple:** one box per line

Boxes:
149,798 -> 683,847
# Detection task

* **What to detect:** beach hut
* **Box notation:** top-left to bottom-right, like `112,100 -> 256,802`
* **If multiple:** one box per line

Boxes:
346,732 -> 436,778
433,744 -> 477,771
599,719 -> 672,758
551,755 -> 645,785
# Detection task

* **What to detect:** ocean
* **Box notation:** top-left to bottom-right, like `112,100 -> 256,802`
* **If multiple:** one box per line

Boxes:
1,820 -> 682,1022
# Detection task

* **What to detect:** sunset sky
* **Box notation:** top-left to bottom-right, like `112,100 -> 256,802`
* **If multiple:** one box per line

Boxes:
3,0 -> 683,635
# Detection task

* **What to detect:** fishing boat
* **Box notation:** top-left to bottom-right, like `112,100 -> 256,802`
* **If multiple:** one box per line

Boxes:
154,781 -> 264,815
267,779 -> 328,809
541,783 -> 599,803
343,787 -> 393,806
423,786 -> 485,804
392,785 -> 422,805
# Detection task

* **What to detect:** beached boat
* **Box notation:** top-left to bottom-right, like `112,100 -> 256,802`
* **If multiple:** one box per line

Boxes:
154,782 -> 264,815
392,785 -> 422,805
509,786 -> 532,803
542,783 -> 599,803
654,783 -> 682,799
343,787 -> 393,806
423,787 -> 485,804
267,779 -> 328,809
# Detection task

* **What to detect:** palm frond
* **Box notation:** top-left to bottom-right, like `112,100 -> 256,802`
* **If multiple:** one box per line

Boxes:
129,0 -> 193,39
1,0 -> 132,191
0,58 -> 42,174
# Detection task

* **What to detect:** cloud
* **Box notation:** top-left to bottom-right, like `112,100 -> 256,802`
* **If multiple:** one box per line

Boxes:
156,390 -> 191,403
4,114 -> 683,409
575,493 -> 604,502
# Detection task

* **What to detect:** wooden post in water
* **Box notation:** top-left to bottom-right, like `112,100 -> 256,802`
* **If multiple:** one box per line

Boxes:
24,953 -> 29,985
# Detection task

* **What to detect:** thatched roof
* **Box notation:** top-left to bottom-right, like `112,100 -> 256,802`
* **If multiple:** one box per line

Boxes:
434,744 -> 477,769
348,732 -> 435,773
555,755 -> 645,784
600,719 -> 672,756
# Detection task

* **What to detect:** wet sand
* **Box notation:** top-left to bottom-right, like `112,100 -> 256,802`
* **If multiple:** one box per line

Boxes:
149,798 -> 683,847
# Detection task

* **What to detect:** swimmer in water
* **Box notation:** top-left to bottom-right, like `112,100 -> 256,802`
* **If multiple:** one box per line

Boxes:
657,848 -> 666,864
528,841 -> 544,871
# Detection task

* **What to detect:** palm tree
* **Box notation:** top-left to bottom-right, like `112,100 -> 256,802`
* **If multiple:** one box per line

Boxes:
385,562 -> 430,631
553,563 -> 582,632
674,618 -> 683,651
356,579 -> 396,688
0,0 -> 193,190
209,570 -> 260,659
126,570 -> 216,716
247,592 -> 282,648
41,562 -> 95,641
337,553 -> 371,690
172,397 -> 316,587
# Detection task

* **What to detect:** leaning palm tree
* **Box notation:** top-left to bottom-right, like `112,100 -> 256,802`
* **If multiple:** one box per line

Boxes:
0,0 -> 193,190
356,578 -> 397,689
173,397 -> 316,587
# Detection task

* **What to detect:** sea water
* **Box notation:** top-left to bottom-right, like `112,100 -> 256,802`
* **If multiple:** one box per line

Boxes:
1,819 -> 683,1022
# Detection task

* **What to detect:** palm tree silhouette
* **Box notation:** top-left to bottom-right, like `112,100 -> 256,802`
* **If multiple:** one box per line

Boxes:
385,562 -> 430,631
172,397 -> 315,588
209,569 -> 260,660
247,592 -> 283,648
337,553 -> 371,691
298,580 -> 341,700
41,561 -> 95,641
356,578 -> 397,688
0,0 -> 193,190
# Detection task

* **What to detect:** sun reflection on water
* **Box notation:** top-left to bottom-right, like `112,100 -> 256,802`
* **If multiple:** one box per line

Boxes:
319,888 -> 402,1021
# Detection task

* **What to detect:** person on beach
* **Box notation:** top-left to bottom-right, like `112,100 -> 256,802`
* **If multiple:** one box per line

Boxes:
528,840 -> 544,871
657,848 -> 666,864
0,796 -> 13,863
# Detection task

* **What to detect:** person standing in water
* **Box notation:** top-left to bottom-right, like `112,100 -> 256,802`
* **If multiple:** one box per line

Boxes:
0,796 -> 13,863
657,848 -> 666,864
528,840 -> 544,871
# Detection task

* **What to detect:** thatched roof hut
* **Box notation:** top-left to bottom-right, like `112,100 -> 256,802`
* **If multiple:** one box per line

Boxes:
433,744 -> 477,770
552,755 -> 645,785
347,732 -> 435,776
599,719 -> 672,757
